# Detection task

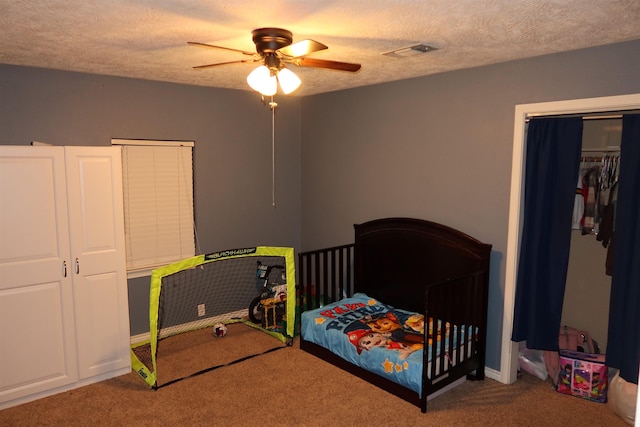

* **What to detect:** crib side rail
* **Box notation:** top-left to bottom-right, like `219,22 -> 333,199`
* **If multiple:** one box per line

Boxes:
297,244 -> 355,312
422,269 -> 490,397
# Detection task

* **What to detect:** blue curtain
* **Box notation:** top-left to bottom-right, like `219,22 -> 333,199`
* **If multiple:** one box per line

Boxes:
606,114 -> 640,384
511,117 -> 583,349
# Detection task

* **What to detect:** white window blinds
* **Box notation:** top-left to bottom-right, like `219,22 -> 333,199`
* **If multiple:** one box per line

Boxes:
112,139 -> 195,275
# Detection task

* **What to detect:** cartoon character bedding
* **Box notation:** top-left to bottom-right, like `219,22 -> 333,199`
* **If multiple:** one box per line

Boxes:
300,292 -> 473,395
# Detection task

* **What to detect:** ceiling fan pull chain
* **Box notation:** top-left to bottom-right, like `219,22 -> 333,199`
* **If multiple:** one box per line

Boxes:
270,98 -> 278,207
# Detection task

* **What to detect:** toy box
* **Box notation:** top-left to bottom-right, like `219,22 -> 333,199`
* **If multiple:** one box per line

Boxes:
556,350 -> 608,403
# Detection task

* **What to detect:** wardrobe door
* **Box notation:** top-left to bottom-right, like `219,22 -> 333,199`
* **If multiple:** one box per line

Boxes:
65,146 -> 130,379
0,146 -> 78,404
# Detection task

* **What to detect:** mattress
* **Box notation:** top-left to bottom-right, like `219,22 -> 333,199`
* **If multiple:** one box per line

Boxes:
300,293 -> 473,395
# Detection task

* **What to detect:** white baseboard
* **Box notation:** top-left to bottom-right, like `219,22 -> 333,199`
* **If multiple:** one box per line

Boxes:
485,366 -> 502,382
0,366 -> 130,411
428,376 -> 467,401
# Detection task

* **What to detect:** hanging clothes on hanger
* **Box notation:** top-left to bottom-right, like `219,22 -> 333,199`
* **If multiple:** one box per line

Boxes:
574,151 -> 620,236
597,181 -> 618,276
572,149 -> 620,275
581,165 -> 601,235
595,151 -> 620,276
572,177 -> 584,231
599,152 -> 620,211
573,156 -> 596,231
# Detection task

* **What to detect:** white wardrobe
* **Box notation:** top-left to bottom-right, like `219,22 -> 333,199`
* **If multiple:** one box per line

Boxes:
0,145 -> 131,409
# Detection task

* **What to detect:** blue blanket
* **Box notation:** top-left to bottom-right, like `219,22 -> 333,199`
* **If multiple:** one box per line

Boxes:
301,293 -> 469,395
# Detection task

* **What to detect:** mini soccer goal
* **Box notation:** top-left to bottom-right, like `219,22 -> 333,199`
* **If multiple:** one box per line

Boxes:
131,246 -> 296,389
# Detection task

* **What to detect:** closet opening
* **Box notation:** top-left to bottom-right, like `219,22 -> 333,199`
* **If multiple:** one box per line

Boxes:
501,94 -> 640,385
563,118 -> 622,356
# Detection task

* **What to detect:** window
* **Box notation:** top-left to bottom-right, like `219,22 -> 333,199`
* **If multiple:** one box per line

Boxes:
112,139 -> 195,277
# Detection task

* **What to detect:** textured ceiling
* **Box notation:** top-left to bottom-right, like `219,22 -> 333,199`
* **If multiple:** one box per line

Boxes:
1,0 -> 640,96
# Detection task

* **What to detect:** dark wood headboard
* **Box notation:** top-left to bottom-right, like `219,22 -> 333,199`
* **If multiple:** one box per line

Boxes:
353,217 -> 491,312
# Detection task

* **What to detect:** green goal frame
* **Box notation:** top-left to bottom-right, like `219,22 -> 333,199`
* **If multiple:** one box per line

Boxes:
130,246 -> 296,388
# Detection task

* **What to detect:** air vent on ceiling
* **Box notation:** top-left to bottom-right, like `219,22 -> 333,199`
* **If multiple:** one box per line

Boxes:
382,44 -> 438,58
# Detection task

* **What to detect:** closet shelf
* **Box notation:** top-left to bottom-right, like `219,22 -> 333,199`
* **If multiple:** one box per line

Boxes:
581,146 -> 620,153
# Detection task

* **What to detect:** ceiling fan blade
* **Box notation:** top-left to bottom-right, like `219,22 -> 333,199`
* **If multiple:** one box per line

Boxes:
278,39 -> 328,58
291,57 -> 361,72
187,41 -> 255,56
193,59 -> 256,69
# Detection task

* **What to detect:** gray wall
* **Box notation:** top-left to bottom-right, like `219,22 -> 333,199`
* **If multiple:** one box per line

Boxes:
299,39 -> 640,371
2,39 -> 639,372
0,65 -> 302,335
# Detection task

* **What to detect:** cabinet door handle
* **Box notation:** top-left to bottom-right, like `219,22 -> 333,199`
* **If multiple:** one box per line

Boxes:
63,260 -> 67,278
75,258 -> 80,274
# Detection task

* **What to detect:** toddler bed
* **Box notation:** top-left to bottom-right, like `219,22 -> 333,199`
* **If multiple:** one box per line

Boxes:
298,217 -> 491,412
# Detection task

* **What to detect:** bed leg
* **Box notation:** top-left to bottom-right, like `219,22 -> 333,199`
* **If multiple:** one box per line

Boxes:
466,368 -> 485,381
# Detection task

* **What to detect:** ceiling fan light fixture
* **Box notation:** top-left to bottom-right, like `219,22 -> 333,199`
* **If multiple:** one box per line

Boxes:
192,28 -> 361,96
247,65 -> 277,96
276,67 -> 301,94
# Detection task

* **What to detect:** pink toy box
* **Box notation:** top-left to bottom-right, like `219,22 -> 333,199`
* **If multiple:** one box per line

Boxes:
556,350 -> 608,403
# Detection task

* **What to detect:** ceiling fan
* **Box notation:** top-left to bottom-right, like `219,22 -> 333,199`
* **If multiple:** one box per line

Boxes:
188,28 -> 361,95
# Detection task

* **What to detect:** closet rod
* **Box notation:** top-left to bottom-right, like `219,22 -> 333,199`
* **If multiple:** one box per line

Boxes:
581,146 -> 620,153
525,114 -> 623,122
582,114 -> 623,121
